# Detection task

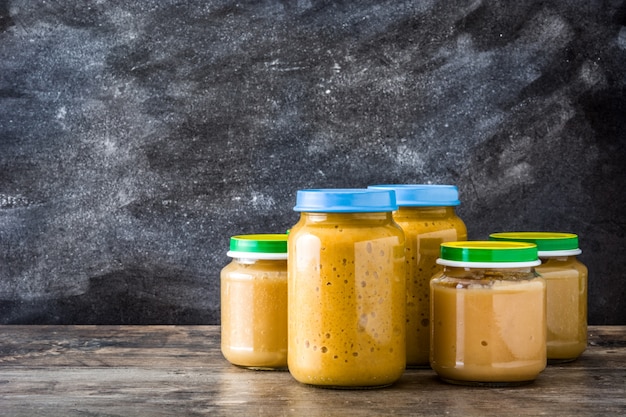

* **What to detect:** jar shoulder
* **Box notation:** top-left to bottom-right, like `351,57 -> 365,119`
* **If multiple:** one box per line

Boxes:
538,257 -> 588,275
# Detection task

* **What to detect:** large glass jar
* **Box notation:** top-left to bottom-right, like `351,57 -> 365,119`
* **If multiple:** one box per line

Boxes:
490,232 -> 587,363
369,184 -> 467,367
220,234 -> 288,370
430,241 -> 546,386
288,189 -> 406,388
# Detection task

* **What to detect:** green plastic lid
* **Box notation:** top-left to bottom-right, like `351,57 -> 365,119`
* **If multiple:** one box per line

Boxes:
293,189 -> 397,212
227,234 -> 288,260
489,232 -> 581,257
368,184 -> 461,206
437,241 -> 540,268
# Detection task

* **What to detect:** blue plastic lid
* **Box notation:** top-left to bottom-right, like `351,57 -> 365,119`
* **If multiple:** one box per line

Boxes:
368,184 -> 460,206
293,189 -> 397,213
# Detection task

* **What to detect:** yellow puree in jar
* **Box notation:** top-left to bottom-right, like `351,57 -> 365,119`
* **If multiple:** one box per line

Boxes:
431,271 -> 546,384
288,213 -> 406,387
393,206 -> 467,366
537,257 -> 588,361
221,259 -> 288,369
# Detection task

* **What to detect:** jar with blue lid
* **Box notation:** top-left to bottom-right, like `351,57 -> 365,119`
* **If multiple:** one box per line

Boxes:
369,184 -> 467,368
287,189 -> 406,388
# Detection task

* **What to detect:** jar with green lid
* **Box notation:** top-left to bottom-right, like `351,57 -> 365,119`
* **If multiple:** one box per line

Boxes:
430,241 -> 546,386
288,189 -> 406,388
369,184 -> 467,367
220,234 -> 288,370
490,232 -> 587,363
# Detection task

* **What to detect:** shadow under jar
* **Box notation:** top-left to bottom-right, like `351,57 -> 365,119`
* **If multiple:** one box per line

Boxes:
430,241 -> 546,387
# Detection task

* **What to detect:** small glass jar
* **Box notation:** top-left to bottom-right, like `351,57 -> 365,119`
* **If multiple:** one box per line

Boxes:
288,189 -> 406,388
369,184 -> 467,367
490,232 -> 588,363
220,234 -> 288,370
430,241 -> 546,386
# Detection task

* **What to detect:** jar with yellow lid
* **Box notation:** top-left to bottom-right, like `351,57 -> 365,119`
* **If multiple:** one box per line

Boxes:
430,241 -> 546,386
220,234 -> 288,370
369,184 -> 467,367
288,189 -> 406,388
490,232 -> 587,363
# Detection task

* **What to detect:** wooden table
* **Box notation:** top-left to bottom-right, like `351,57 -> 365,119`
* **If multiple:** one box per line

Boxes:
0,325 -> 624,416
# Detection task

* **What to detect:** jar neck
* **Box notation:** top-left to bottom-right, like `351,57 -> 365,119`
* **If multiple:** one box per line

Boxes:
540,255 -> 576,260
394,206 -> 457,219
443,265 -> 537,279
299,211 -> 395,225
233,258 -> 287,265
539,255 -> 578,264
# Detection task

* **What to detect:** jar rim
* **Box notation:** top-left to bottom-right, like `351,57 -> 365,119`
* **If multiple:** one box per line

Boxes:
228,234 -> 287,258
438,241 -> 539,266
368,184 -> 460,206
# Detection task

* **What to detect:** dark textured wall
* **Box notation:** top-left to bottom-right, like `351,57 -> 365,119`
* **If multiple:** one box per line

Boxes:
1,0 -> 625,325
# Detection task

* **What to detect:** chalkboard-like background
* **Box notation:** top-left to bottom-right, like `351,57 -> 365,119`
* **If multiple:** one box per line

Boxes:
1,0 -> 625,324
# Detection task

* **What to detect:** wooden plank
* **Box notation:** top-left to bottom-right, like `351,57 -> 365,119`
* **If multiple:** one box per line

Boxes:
0,326 -> 624,416
0,325 -> 221,368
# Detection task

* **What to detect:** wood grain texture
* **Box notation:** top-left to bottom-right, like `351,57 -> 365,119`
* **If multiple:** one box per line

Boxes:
0,325 -> 624,416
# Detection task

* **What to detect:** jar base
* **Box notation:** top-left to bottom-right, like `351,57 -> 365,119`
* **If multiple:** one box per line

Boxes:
302,382 -> 395,390
236,365 -> 288,371
438,377 -> 536,387
547,357 -> 578,365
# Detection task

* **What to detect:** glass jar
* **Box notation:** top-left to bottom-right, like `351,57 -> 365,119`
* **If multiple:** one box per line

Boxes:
430,241 -> 546,386
288,189 -> 406,388
490,232 -> 587,363
220,234 -> 288,370
369,184 -> 467,367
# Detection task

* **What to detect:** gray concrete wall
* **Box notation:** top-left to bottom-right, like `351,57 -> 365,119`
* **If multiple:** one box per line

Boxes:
1,0 -> 624,324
